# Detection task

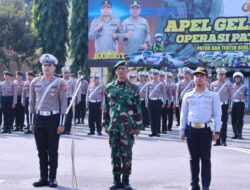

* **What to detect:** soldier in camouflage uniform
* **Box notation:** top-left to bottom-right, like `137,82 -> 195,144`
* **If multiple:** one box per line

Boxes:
103,61 -> 143,190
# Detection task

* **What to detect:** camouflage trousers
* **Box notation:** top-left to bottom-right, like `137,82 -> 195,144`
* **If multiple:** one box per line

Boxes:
109,131 -> 134,176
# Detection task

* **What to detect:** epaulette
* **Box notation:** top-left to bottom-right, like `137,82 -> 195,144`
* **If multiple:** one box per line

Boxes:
31,76 -> 42,84
208,88 -> 215,92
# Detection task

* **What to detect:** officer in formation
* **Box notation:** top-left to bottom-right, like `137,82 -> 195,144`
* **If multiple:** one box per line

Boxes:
146,69 -> 166,137
159,71 -> 168,133
180,67 -> 221,190
88,0 -> 123,52
231,72 -> 247,139
103,61 -> 143,190
29,54 -> 67,188
165,72 -> 176,131
0,71 -> 17,133
62,67 -> 76,135
122,0 -> 151,55
76,71 -> 89,124
14,71 -> 25,131
137,71 -> 150,128
22,71 -> 36,134
210,68 -> 232,146
176,67 -> 194,125
175,72 -> 184,126
128,72 -> 137,84
86,73 -> 105,136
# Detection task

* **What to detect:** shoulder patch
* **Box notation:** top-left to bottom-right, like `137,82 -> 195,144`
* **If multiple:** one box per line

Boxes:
186,88 -> 194,92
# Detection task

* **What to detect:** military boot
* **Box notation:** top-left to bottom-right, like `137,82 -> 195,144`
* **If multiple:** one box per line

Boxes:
109,175 -> 123,190
122,175 -> 133,190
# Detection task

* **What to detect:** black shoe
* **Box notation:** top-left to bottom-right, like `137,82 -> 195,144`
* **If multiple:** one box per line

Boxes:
122,175 -> 133,190
19,128 -> 24,132
189,185 -> 200,190
24,130 -> 32,134
176,123 -> 180,126
49,179 -> 58,188
155,133 -> 160,137
87,132 -> 95,135
109,175 -> 123,190
33,179 -> 49,187
213,142 -> 222,146
13,128 -> 19,131
202,187 -> 210,190
7,130 -> 12,134
238,135 -> 243,140
167,128 -> 172,131
1,130 -> 7,134
162,131 -> 167,134
97,132 -> 102,136
232,135 -> 238,139
221,142 -> 227,146
148,133 -> 156,137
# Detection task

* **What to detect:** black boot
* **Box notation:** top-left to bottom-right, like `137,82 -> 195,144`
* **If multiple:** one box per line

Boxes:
109,175 -> 123,190
122,175 -> 133,190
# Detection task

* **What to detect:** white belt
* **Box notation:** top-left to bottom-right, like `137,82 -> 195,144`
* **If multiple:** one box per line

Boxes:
233,99 -> 244,103
89,100 -> 101,103
189,122 -> 207,129
221,101 -> 228,105
37,110 -> 59,116
150,97 -> 162,100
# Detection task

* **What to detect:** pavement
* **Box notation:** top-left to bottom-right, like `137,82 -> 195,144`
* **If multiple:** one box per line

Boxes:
0,116 -> 250,190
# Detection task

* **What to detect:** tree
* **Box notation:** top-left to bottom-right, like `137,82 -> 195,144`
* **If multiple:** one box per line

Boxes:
70,0 -> 89,76
32,0 -> 69,72
0,0 -> 38,71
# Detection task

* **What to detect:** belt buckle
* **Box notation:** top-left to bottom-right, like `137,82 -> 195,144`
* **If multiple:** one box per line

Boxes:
194,123 -> 202,129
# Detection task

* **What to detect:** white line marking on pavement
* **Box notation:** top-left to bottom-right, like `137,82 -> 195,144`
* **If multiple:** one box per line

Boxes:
224,146 -> 250,155
0,180 -> 6,183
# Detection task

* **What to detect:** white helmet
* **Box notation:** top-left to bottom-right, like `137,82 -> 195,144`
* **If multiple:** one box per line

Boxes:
233,72 -> 244,79
198,51 -> 206,57
213,51 -> 221,58
154,33 -> 163,38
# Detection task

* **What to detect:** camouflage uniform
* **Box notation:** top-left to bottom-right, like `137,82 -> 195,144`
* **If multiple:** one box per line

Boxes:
103,79 -> 143,177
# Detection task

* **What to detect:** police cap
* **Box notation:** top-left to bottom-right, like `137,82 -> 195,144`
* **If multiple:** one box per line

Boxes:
39,54 -> 58,65
193,67 -> 208,76
101,0 -> 112,8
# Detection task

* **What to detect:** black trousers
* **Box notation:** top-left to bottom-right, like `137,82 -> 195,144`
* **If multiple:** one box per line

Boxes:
148,99 -> 162,134
76,94 -> 86,123
231,102 -> 245,136
24,97 -> 30,128
216,104 -> 228,143
88,102 -> 102,133
140,100 -> 149,128
166,102 -> 174,130
186,126 -> 212,188
65,97 -> 73,132
15,96 -> 25,129
1,96 -> 14,131
34,114 -> 60,180
175,100 -> 182,125
161,101 -> 167,132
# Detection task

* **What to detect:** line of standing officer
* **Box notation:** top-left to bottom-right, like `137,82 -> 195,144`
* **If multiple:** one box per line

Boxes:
29,54 -> 67,188
86,73 -> 105,136
0,71 -> 17,133
146,69 -> 166,137
210,68 -> 231,146
76,71 -> 89,124
14,71 -> 25,131
22,71 -> 36,134
231,71 -> 247,139
137,71 -> 150,128
62,67 -> 76,135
